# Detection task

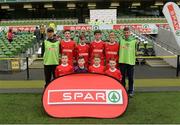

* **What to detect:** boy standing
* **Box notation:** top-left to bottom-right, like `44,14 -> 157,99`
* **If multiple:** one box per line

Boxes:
61,30 -> 76,66
75,35 -> 89,67
90,30 -> 105,66
41,27 -> 60,87
105,32 -> 119,67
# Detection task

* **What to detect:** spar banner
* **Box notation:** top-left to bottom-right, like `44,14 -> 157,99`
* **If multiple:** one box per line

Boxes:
63,25 -> 92,30
113,23 -> 169,34
42,73 -> 128,118
8,25 -> 36,32
163,2 -> 180,48
57,23 -> 169,34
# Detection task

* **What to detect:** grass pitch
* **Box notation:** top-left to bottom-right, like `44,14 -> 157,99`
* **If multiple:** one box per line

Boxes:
0,92 -> 180,124
0,79 -> 180,88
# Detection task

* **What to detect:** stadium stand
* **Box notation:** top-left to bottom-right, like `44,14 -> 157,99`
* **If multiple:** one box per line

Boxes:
0,31 -> 34,57
85,17 -> 167,24
0,19 -> 78,26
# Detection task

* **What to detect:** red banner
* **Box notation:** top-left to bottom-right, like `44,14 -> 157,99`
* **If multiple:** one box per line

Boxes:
113,23 -> 169,34
63,25 -> 92,30
43,73 -> 128,118
9,25 -> 36,32
167,4 -> 180,30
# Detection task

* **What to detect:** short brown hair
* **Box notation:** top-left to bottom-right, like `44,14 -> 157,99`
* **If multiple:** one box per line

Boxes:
78,56 -> 85,60
93,54 -> 100,59
94,30 -> 102,35
63,30 -> 71,34
61,53 -> 68,57
79,34 -> 86,40
109,57 -> 116,62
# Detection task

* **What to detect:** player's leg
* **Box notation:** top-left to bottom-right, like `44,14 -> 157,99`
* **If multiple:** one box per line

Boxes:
44,65 -> 52,88
119,63 -> 126,87
52,65 -> 58,80
127,64 -> 134,97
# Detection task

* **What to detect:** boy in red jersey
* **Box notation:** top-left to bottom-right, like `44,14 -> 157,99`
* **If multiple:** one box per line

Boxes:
90,30 -> 105,66
105,32 -> 119,68
105,58 -> 122,80
60,30 -> 76,66
75,34 -> 89,67
89,54 -> 105,74
55,54 -> 73,77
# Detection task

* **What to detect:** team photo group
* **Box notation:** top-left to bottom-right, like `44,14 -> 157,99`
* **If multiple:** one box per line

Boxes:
42,27 -> 137,97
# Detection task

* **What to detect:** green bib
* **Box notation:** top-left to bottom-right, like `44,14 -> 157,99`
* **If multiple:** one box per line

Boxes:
119,37 -> 136,65
43,40 -> 60,65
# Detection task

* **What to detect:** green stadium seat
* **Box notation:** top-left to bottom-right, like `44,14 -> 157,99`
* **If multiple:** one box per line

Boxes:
4,51 -> 13,57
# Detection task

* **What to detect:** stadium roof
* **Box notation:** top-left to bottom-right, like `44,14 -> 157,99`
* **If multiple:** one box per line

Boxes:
0,0 -> 179,20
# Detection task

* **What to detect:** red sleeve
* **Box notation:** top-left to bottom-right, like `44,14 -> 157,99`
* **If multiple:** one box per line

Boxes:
88,66 -> 92,72
89,42 -> 93,58
102,41 -> 105,56
104,43 -> 106,55
70,66 -> 74,74
74,45 -> 78,61
102,66 -> 105,74
105,70 -> 109,75
116,43 -> 120,61
60,40 -> 63,54
73,41 -> 76,59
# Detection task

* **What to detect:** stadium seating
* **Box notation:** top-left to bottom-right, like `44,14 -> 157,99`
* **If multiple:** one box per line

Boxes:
0,19 -> 78,26
0,32 -> 34,57
85,17 -> 167,24
116,17 -> 167,24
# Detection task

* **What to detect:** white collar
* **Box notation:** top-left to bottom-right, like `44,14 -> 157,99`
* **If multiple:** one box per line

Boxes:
109,68 -> 117,72
108,42 -> 116,45
80,43 -> 86,46
61,63 -> 68,67
93,64 -> 100,68
94,40 -> 101,43
64,39 -> 71,42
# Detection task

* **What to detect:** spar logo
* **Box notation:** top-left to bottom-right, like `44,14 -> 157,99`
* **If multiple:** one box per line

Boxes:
48,89 -> 123,105
108,91 -> 121,103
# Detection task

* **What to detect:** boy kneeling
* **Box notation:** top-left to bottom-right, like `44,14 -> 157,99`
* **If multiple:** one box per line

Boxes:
74,56 -> 88,73
105,58 -> 122,81
55,54 -> 73,77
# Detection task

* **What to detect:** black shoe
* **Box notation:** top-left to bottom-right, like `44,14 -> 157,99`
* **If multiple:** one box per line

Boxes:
128,92 -> 134,98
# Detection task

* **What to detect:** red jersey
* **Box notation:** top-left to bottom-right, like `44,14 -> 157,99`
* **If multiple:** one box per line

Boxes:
90,40 -> 105,65
55,64 -> 73,77
105,42 -> 119,64
60,40 -> 76,65
75,43 -> 89,66
88,65 -> 105,74
105,68 -> 122,80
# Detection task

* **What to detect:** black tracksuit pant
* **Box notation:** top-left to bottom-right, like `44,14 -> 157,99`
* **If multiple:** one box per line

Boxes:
44,65 -> 58,87
119,63 -> 134,94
